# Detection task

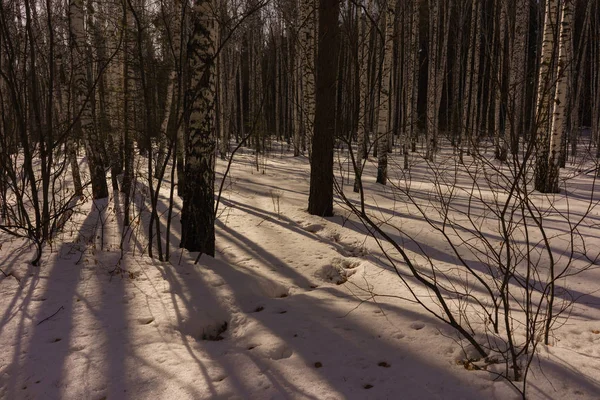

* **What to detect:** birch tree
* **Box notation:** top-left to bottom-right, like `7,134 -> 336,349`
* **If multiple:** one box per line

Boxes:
70,0 -> 109,199
461,0 -> 480,155
181,0 -> 217,255
506,0 -> 528,155
534,0 -> 559,191
375,0 -> 394,184
300,0 -> 316,156
544,0 -> 573,193
494,0 -> 508,160
425,0 -> 451,161
408,0 -> 419,153
353,0 -> 371,192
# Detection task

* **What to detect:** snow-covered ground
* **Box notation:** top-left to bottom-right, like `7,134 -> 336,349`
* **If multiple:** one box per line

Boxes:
1,145 -> 600,399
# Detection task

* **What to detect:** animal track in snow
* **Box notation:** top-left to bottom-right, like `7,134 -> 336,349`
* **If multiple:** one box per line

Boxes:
315,257 -> 362,285
332,257 -> 361,269
265,343 -> 293,360
212,374 -> 227,382
392,331 -> 405,339
410,322 -> 425,330
302,223 -> 325,233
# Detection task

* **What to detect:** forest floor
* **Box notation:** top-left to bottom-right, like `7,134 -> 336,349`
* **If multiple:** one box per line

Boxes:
1,143 -> 600,399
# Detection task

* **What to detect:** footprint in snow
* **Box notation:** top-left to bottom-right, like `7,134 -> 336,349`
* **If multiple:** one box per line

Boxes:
266,344 -> 293,360
315,257 -> 361,285
303,223 -> 324,233
392,331 -> 405,339
410,322 -> 425,330
212,374 -> 227,382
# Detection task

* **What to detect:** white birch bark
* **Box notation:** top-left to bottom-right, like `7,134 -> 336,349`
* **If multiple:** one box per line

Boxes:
376,0 -> 394,184
426,0 -> 439,161
300,0 -> 316,156
465,0 -> 480,155
534,0 -> 559,190
292,33 -> 301,156
494,0 -> 507,160
353,0 -> 371,191
546,0 -> 573,193
409,0 -> 419,152
180,0 -> 217,255
426,0 -> 451,161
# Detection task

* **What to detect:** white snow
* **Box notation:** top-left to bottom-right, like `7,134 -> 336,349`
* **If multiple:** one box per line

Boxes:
1,145 -> 600,399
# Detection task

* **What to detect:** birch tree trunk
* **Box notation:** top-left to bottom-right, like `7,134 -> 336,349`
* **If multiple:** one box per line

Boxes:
409,0 -> 419,153
594,14 -> 600,159
494,0 -> 507,160
452,1 -> 465,152
534,0 -> 559,191
426,0 -> 439,161
507,0 -> 528,155
217,47 -> 227,159
426,0 -> 451,161
569,0 -> 591,161
464,0 -> 480,155
353,0 -> 371,192
70,0 -> 108,199
122,0 -> 134,224
376,1 -> 394,184
180,0 -> 217,255
545,0 -> 573,193
300,0 -> 316,157
292,32 -> 302,156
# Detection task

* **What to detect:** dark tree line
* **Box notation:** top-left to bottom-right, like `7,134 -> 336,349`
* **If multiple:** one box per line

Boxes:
1,0 -> 599,262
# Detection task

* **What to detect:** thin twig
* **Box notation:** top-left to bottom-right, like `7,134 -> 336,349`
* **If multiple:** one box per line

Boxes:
37,306 -> 64,325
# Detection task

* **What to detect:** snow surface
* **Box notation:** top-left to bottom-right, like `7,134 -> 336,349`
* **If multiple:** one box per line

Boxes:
1,145 -> 600,399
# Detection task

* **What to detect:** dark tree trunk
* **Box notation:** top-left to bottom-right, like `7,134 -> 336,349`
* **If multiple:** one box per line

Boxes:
308,0 -> 340,217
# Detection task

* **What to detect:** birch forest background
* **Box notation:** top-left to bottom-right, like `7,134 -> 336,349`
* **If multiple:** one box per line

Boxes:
1,0 -> 600,398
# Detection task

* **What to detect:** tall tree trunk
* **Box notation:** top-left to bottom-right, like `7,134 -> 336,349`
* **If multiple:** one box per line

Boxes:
534,0 -> 559,191
507,0 -> 529,155
121,0 -> 134,225
180,0 -> 217,256
308,0 -> 340,216
426,0 -> 451,161
463,0 -> 480,155
569,0 -> 592,161
354,0 -> 371,192
409,0 -> 419,153
494,0 -> 507,161
300,0 -> 317,157
376,1 -> 394,184
70,0 -> 108,199
545,0 -> 573,193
